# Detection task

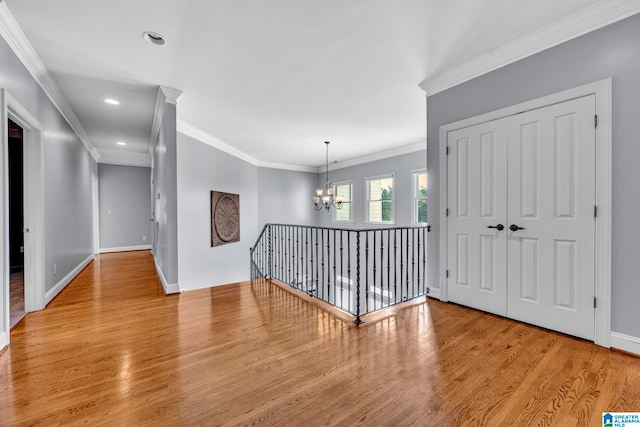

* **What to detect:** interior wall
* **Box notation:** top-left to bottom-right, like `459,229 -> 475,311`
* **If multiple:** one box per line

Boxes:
257,167 -> 318,227
0,34 -> 94,301
98,163 -> 152,251
176,132 -> 259,290
315,150 -> 426,228
152,103 -> 179,286
426,13 -> 640,338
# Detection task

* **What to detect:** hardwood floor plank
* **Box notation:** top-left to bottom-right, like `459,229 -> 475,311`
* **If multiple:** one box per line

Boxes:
1,250 -> 639,425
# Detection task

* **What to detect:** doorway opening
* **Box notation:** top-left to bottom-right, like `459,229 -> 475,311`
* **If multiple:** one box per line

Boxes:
8,118 -> 25,328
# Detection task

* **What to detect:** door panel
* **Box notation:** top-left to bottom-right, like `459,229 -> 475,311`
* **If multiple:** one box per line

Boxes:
447,121 -> 508,316
446,94 -> 596,340
506,95 -> 596,340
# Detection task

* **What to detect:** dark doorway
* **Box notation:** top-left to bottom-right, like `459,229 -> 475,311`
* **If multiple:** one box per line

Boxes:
8,118 -> 25,328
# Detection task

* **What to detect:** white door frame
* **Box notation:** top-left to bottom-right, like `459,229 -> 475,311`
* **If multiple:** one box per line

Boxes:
438,79 -> 612,347
0,89 -> 46,349
92,174 -> 99,255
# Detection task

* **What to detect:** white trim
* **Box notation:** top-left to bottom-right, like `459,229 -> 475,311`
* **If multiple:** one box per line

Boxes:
97,149 -> 151,167
149,86 -> 183,156
44,255 -> 93,305
5,90 -> 46,313
0,330 -> 6,350
324,141 -> 426,172
154,257 -> 179,294
420,1 -> 640,95
426,287 -> 440,300
99,245 -> 152,254
92,175 -> 100,255
0,3 -> 99,161
438,79 -> 612,347
177,119 -> 425,173
610,332 -> 640,356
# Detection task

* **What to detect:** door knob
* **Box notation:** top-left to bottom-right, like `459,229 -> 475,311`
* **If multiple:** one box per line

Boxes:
509,224 -> 525,231
487,224 -> 504,231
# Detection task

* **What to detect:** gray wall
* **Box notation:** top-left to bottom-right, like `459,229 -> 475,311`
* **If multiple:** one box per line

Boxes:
315,150 -> 426,228
0,34 -> 94,298
426,13 -> 640,338
177,133 -> 259,289
257,167 -> 318,226
152,103 -> 179,284
98,164 -> 152,250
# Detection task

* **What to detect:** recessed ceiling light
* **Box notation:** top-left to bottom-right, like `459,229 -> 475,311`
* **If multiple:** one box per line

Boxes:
143,31 -> 167,46
104,98 -> 120,105
116,141 -> 127,146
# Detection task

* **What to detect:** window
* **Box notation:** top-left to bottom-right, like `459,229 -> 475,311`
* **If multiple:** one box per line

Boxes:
412,171 -> 427,224
332,181 -> 353,223
366,175 -> 394,223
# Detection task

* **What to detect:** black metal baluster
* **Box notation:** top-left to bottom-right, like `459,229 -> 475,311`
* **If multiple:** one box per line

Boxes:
339,230 -> 344,310
365,231 -> 369,313
320,228 -> 324,302
355,231 -> 362,324
393,229 -> 397,305
405,228 -> 409,300
387,229 -> 391,308
333,229 -> 337,308
412,228 -> 416,298
400,228 -> 404,303
326,229 -> 331,304
373,230 -> 377,311
267,225 -> 272,279
423,227 -> 427,295
379,230 -> 384,309
347,231 -> 351,314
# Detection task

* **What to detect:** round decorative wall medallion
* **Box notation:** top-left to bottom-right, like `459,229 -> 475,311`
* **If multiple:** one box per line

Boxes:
214,195 -> 240,242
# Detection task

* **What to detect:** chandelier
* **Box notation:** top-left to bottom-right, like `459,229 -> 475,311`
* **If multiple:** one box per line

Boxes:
313,141 -> 343,211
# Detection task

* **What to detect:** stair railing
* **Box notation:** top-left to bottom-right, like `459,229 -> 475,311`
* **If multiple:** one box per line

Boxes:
250,223 -> 430,324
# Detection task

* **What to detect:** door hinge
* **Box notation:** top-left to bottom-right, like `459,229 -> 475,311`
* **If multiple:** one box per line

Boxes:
594,205 -> 598,218
595,114 -> 598,128
446,146 -> 450,155
594,296 -> 597,308
446,208 -> 449,217
446,269 -> 449,278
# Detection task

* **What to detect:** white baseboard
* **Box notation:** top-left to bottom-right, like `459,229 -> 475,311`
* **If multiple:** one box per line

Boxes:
611,332 -> 640,356
45,254 -> 94,305
0,331 -> 7,351
99,245 -> 152,253
153,256 -> 179,294
426,287 -> 441,300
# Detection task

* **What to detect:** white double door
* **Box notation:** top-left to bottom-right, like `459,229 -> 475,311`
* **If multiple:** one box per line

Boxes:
446,95 -> 596,340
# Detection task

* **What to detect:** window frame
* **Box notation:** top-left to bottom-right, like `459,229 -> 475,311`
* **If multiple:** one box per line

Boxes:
331,180 -> 354,224
365,173 -> 395,225
412,169 -> 428,225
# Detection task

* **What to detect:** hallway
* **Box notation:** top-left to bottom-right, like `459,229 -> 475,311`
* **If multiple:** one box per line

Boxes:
1,250 -> 639,425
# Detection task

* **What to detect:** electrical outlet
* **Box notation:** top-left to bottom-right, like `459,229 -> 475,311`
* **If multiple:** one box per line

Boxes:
142,235 -> 147,241
53,264 -> 57,275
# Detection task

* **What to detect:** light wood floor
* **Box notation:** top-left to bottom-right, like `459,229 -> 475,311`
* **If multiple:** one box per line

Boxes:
9,270 -> 25,328
1,251 -> 638,426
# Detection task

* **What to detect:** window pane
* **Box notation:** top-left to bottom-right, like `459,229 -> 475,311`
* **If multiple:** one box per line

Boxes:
335,203 -> 351,221
369,201 -> 382,222
381,201 -> 392,222
417,199 -> 427,223
336,183 -> 352,202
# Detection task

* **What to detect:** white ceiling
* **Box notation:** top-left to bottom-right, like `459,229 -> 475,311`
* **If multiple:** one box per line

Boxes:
2,0 -> 624,168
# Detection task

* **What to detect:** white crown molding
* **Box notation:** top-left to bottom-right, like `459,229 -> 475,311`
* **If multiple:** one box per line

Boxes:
322,140 -> 426,173
97,148 -> 152,167
0,2 -> 99,161
257,160 -> 317,173
177,119 -> 425,174
420,0 -> 640,95
149,85 -> 183,155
